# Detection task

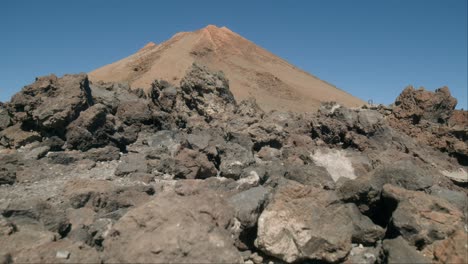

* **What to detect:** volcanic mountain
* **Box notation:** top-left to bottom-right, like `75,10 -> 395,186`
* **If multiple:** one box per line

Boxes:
89,25 -> 364,112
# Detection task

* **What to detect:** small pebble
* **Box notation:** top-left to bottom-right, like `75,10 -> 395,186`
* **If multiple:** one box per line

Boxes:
250,252 -> 263,264
56,250 -> 70,259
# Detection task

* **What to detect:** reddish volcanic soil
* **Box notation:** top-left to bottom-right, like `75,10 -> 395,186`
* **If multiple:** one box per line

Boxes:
89,25 -> 364,112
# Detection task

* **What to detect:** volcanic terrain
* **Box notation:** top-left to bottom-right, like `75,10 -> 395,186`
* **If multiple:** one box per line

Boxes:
90,25 -> 364,112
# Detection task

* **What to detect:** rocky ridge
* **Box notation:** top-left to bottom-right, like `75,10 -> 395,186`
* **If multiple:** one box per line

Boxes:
0,64 -> 467,263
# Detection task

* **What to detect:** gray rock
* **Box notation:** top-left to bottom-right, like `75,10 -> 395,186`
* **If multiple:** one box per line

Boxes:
66,104 -> 118,151
219,143 -> 255,179
180,63 -> 236,119
46,151 -> 81,165
256,146 -> 281,161
382,184 -> 464,247
0,153 -> 21,185
146,130 -> 184,156
344,204 -> 385,245
228,186 -> 269,228
24,146 -> 50,160
429,185 -> 467,212
115,154 -> 147,176
0,107 -> 11,130
2,199 -> 70,237
338,160 -> 434,216
84,146 -> 120,162
284,164 -> 335,190
382,237 -> 429,264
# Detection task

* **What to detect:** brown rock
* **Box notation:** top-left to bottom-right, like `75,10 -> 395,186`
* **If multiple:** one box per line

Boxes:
10,74 -> 93,133
103,191 -> 242,263
382,184 -> 464,247
433,230 -> 468,264
393,86 -> 457,124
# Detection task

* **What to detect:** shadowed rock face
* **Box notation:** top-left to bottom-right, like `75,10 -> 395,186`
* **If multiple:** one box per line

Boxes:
0,64 -> 466,264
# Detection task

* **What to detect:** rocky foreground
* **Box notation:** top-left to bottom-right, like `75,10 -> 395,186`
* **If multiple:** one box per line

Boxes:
0,64 -> 467,263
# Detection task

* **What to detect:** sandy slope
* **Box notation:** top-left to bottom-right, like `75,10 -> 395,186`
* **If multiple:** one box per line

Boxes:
89,25 -> 365,112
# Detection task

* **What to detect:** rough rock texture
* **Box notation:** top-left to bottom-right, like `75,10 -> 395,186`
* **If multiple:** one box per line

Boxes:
383,184 -> 464,247
393,86 -> 457,124
432,230 -> 468,264
255,182 -> 382,263
103,192 -> 242,263
381,236 -> 430,264
9,74 -> 92,134
0,65 -> 466,263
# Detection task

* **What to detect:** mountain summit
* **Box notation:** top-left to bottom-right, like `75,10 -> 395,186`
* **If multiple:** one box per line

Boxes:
89,25 -> 364,112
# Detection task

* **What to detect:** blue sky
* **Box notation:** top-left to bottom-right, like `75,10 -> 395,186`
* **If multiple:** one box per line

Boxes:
1,0 -> 467,109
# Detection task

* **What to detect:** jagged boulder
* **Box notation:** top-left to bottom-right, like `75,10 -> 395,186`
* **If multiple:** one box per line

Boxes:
256,181 -> 383,263
66,104 -> 119,151
9,74 -> 93,134
382,184 -> 464,248
393,86 -> 457,124
180,63 -> 236,119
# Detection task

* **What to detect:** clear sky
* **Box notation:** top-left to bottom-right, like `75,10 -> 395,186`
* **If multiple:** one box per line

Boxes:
1,0 -> 467,109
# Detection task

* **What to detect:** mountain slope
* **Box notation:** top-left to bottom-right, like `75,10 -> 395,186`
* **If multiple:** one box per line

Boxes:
89,25 -> 364,112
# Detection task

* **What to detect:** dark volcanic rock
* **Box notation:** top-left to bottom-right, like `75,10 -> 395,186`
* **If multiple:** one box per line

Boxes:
66,104 -> 118,151
0,106 -> 11,130
0,153 -> 22,185
0,124 -> 41,148
393,86 -> 457,124
382,184 -> 464,248
10,74 -> 93,135
180,63 -> 237,120
381,236 -> 430,264
0,64 -> 466,263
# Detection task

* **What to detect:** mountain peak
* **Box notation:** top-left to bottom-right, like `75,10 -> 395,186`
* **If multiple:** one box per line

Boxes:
89,26 -> 364,112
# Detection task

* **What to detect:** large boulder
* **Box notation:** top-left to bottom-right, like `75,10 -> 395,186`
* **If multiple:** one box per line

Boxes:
116,99 -> 153,125
0,124 -> 41,148
382,184 -> 464,248
228,186 -> 270,229
255,182 -> 383,263
393,86 -> 457,124
219,142 -> 255,180
338,160 -> 435,217
103,191 -> 243,263
9,74 -> 93,135
65,104 -> 118,151
180,63 -> 236,119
